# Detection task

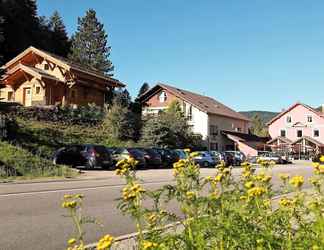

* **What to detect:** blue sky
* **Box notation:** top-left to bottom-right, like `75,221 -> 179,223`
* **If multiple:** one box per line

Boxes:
38,0 -> 324,111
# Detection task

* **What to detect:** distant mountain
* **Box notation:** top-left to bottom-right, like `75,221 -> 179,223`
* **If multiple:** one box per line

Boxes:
239,111 -> 279,124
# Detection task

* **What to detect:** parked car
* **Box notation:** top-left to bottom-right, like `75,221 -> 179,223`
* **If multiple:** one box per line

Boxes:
174,149 -> 187,160
257,151 -> 283,164
111,148 -> 146,168
53,144 -> 112,169
138,148 -> 162,168
154,148 -> 180,168
222,151 -> 242,166
209,151 -> 222,164
192,151 -> 216,167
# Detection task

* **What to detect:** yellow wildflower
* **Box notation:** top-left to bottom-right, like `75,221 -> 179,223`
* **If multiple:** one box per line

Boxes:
247,187 -> 266,197
214,173 -> 224,183
279,197 -> 294,208
68,238 -> 76,245
97,234 -> 114,250
240,195 -> 247,201
261,175 -> 272,183
62,201 -> 77,209
147,213 -> 158,224
289,176 -> 304,188
245,181 -> 255,189
122,183 -> 145,201
142,240 -> 158,250
320,155 -> 324,162
205,176 -> 212,182
189,152 -> 200,158
186,191 -> 196,199
184,148 -> 191,153
222,168 -> 230,175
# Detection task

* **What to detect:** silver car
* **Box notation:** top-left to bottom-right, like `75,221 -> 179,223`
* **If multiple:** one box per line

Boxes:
193,151 -> 216,167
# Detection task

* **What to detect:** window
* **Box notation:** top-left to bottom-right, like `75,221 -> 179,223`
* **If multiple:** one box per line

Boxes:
35,86 -> 41,94
280,129 -> 286,137
7,91 -> 13,101
314,129 -> 320,137
159,91 -> 167,102
44,64 -> 49,70
210,125 -> 218,139
236,127 -> 242,132
307,115 -> 313,123
210,143 -> 218,151
187,105 -> 193,120
286,116 -> 292,123
297,130 -> 303,138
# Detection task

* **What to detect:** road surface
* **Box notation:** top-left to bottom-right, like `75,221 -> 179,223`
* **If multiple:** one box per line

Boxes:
0,163 -> 315,250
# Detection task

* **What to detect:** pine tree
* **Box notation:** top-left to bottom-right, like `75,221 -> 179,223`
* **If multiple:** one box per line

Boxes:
48,11 -> 71,57
69,9 -> 113,74
113,89 -> 131,108
0,0 -> 43,61
137,82 -> 150,98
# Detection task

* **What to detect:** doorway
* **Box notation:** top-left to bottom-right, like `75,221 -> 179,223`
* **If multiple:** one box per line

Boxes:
23,88 -> 32,106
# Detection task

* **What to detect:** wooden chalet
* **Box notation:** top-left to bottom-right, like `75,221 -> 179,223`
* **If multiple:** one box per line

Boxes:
0,46 -> 125,107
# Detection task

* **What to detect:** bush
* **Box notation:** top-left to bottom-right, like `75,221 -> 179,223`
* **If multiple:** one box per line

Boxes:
63,156 -> 324,250
0,141 -> 73,178
13,104 -> 105,126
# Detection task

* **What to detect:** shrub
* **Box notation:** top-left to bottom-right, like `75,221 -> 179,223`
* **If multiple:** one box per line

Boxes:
63,156 -> 324,249
13,104 -> 105,125
0,141 -> 73,178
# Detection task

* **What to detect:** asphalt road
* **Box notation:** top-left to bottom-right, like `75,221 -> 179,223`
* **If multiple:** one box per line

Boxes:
0,163 -> 315,250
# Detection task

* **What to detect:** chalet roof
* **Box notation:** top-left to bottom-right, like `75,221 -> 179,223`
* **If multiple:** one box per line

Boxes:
139,83 -> 250,121
2,46 -> 125,87
266,102 -> 324,126
4,63 -> 62,84
291,136 -> 324,147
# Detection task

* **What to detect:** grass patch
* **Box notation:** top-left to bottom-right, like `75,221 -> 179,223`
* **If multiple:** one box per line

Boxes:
0,140 -> 76,179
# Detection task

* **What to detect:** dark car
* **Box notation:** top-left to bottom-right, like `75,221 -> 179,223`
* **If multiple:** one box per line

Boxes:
174,149 -> 187,160
223,151 -> 244,166
53,144 -> 112,169
154,148 -> 180,168
111,148 -> 146,169
138,148 -> 162,168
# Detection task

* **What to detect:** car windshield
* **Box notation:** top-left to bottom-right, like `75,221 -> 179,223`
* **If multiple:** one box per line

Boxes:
128,149 -> 144,157
93,146 -> 109,155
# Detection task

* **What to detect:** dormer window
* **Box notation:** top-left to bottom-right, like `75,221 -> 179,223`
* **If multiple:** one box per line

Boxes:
44,64 -> 49,70
159,91 -> 167,102
286,116 -> 292,123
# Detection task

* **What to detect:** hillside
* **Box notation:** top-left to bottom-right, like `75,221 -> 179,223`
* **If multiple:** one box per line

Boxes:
239,111 -> 279,124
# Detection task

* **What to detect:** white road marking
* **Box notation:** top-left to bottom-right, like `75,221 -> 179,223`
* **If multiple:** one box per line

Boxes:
0,180 -> 175,198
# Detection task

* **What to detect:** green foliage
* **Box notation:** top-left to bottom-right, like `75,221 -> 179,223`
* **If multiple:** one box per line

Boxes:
250,114 -> 269,137
141,102 -> 203,148
48,10 -> 71,57
0,0 -> 71,62
0,140 -> 73,178
102,103 -> 139,141
14,104 -> 104,126
113,89 -> 131,108
240,111 -> 278,124
137,82 -> 150,98
69,9 -> 113,74
166,100 -> 184,117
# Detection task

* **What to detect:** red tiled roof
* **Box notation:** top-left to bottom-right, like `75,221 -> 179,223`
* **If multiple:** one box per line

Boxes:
139,83 -> 250,121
